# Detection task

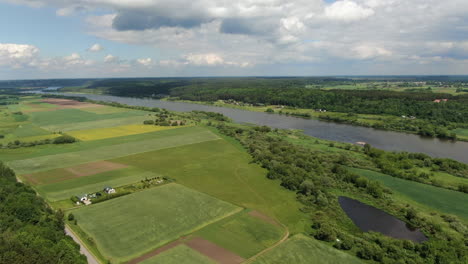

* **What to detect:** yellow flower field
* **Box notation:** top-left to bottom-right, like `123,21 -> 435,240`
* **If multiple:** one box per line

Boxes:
67,124 -> 184,141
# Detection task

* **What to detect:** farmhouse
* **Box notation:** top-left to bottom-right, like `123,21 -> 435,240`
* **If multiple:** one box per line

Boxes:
76,194 -> 88,202
104,186 -> 116,194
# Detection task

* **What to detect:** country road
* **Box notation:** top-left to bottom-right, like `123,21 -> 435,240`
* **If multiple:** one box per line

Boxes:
65,226 -> 99,264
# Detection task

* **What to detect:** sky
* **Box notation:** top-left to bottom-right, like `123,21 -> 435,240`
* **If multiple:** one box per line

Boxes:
1,0 -> 468,79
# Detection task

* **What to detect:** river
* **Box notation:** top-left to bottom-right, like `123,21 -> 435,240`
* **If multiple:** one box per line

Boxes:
41,93 -> 468,163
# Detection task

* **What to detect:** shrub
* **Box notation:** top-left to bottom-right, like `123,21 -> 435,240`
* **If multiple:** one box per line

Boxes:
143,120 -> 155,125
53,135 -> 77,144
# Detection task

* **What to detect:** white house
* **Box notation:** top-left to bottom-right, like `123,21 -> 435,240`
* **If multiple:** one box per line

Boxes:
104,186 -> 116,194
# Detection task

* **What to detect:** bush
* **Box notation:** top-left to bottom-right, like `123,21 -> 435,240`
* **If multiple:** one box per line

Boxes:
143,120 -> 155,125
68,213 -> 75,221
53,135 -> 77,144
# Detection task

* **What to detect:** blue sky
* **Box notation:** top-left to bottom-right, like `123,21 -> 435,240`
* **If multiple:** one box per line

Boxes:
0,0 -> 467,79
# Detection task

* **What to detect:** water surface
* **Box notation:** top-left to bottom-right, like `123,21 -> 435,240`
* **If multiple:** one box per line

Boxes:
338,196 -> 427,243
40,92 -> 468,163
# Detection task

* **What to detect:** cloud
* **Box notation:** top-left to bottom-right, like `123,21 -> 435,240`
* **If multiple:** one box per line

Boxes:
112,10 -> 210,31
104,54 -> 119,63
324,0 -> 374,22
5,0 -> 468,76
87,43 -> 104,52
136,58 -> 153,66
0,43 -> 40,68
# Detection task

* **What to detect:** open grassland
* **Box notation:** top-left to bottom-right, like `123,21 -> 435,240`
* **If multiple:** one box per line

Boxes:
349,167 -> 468,219
193,210 -> 284,258
79,105 -> 129,114
7,127 -> 219,174
41,115 -> 150,132
72,184 -> 241,263
67,124 -> 184,141
0,126 -> 208,162
452,128 -> 468,141
29,108 -> 145,127
112,137 -> 309,234
36,167 -> 158,202
139,245 -> 215,264
252,234 -> 363,264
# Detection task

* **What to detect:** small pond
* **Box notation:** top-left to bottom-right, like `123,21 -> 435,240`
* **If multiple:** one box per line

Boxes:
338,196 -> 427,243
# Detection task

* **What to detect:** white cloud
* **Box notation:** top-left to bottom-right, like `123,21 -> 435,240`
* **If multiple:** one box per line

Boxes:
324,0 -> 374,22
352,44 -> 392,59
0,43 -> 39,68
4,0 -> 468,75
87,43 -> 103,52
185,53 -> 224,66
104,54 -> 119,63
136,58 -> 153,66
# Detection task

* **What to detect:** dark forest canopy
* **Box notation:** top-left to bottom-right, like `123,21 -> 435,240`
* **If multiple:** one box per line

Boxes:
0,162 -> 86,264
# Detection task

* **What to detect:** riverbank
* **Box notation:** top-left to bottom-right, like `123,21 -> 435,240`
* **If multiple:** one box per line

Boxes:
164,98 -> 468,142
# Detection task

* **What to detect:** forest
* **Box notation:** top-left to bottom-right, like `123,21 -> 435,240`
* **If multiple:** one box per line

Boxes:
0,162 -> 86,263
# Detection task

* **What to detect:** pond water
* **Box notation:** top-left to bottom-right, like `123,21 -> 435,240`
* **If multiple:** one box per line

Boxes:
38,92 -> 468,163
338,196 -> 427,243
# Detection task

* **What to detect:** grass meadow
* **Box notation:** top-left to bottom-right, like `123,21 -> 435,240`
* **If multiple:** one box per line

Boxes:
349,167 -> 468,219
67,124 -> 183,141
72,184 -> 241,263
193,210 -> 284,258
0,126 -> 214,162
29,108 -> 145,127
112,138 -> 309,234
139,245 -> 215,264
7,127 -> 219,174
41,115 -> 150,132
35,167 -> 159,202
252,234 -> 363,264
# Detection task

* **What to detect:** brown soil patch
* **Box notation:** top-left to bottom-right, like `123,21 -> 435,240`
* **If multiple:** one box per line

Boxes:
186,237 -> 245,264
22,168 -> 76,185
64,161 -> 128,177
127,240 -> 182,264
40,98 -> 103,109
248,210 -> 280,227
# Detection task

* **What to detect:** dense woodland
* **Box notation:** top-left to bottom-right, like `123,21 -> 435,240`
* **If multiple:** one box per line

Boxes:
191,112 -> 468,264
0,162 -> 86,264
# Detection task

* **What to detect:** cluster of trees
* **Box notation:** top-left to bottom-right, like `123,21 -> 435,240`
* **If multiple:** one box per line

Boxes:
363,144 -> 468,192
208,120 -> 468,263
143,111 -> 186,126
2,135 -> 77,149
319,114 -> 458,140
0,162 -> 86,263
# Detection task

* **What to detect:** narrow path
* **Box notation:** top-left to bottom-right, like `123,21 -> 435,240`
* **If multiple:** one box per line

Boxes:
65,226 -> 99,264
243,227 -> 289,264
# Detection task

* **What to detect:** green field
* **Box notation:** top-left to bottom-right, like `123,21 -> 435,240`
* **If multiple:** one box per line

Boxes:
452,128 -> 468,140
349,167 -> 468,219
35,167 -> 159,202
112,136 -> 309,234
72,184 -> 240,263
29,108 -> 145,126
252,234 -> 362,264
194,210 -> 284,258
41,115 -> 150,132
67,124 -> 183,141
7,128 -> 219,174
0,126 -> 213,162
140,245 -> 215,264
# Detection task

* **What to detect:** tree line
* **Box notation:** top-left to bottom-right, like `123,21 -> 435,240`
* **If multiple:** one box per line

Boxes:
0,162 -> 86,263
